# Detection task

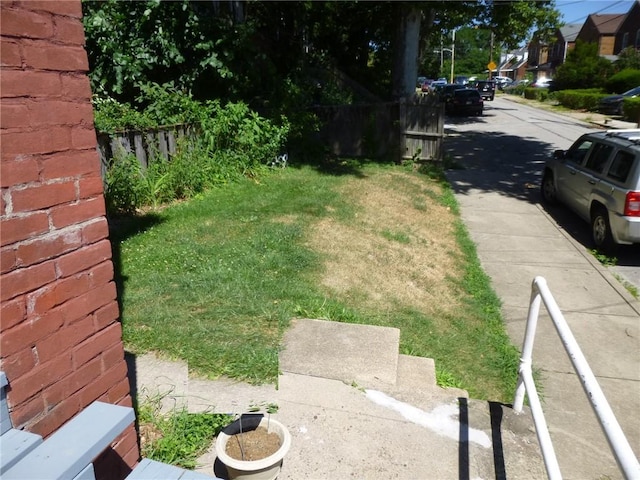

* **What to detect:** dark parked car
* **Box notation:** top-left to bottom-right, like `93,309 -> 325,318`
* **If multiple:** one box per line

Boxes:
437,83 -> 467,103
474,80 -> 495,101
454,75 -> 469,85
598,86 -> 640,116
446,88 -> 483,116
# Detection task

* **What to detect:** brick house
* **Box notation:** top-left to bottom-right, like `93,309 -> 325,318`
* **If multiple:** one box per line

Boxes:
496,46 -> 528,81
526,2 -> 640,82
575,13 -> 626,59
527,23 -> 581,81
0,1 -> 139,478
614,0 -> 640,53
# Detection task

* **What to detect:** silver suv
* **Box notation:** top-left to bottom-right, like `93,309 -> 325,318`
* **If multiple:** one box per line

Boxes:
541,129 -> 640,250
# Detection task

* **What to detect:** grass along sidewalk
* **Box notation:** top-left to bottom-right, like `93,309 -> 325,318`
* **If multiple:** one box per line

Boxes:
112,160 -> 519,402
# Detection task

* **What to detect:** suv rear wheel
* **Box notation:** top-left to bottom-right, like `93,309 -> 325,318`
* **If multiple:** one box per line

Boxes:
591,206 -> 614,251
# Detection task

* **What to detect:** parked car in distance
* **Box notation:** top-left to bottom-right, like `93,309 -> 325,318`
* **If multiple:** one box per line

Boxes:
446,88 -> 483,116
438,83 -> 467,103
492,76 -> 512,89
503,79 -> 529,90
430,79 -> 447,92
532,77 -> 553,88
598,86 -> 640,116
474,80 -> 495,101
541,129 -> 640,249
420,79 -> 434,92
454,75 -> 469,85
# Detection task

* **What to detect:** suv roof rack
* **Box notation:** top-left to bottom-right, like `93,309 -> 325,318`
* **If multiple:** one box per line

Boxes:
604,129 -> 640,144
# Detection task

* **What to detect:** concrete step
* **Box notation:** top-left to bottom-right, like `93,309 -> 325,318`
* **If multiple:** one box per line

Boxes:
129,319 -> 546,479
271,373 -> 544,479
279,318 -> 401,390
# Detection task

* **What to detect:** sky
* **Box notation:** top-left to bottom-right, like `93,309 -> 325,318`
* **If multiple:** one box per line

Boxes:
555,0 -> 636,24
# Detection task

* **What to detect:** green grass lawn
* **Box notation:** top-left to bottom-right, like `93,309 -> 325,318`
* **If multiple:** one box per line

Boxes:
112,161 -> 520,402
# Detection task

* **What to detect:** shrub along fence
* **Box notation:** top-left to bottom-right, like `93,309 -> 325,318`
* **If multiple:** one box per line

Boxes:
97,95 -> 445,183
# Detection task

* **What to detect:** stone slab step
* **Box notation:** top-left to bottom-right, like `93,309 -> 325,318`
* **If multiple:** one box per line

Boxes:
187,378 -> 278,415
387,354 -> 469,409
126,352 -> 189,413
279,318 -> 400,389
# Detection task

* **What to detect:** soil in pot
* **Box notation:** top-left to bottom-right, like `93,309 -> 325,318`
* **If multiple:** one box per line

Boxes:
225,426 -> 282,461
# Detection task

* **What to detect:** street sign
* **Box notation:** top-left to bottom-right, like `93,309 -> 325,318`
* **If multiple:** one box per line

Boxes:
487,61 -> 497,71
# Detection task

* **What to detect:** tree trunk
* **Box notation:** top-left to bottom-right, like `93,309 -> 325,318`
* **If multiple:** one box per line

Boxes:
392,5 -> 422,99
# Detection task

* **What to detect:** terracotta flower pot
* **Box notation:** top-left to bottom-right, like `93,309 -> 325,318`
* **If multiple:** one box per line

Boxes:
215,416 -> 291,480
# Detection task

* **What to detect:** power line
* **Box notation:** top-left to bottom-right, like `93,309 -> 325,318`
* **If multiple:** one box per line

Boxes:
560,0 -> 630,24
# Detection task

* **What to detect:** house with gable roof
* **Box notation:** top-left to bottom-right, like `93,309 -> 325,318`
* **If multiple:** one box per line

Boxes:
614,0 -> 640,53
576,12 -> 627,60
527,23 -> 582,81
495,46 -> 528,81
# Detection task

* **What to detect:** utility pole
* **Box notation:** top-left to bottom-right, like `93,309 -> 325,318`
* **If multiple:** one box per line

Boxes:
489,31 -> 494,79
450,29 -> 455,83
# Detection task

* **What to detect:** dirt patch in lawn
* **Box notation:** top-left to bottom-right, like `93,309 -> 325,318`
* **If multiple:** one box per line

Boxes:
308,170 -> 464,318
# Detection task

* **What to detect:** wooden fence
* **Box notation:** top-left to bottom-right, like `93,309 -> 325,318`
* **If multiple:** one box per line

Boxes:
312,94 -> 443,162
96,96 -> 444,180
398,95 -> 444,162
96,124 -> 193,179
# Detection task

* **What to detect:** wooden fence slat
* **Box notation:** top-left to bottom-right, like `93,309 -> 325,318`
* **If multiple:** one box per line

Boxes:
134,133 -> 148,170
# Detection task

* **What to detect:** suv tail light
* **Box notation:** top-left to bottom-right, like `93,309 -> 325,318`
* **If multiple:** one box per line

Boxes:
624,191 -> 640,216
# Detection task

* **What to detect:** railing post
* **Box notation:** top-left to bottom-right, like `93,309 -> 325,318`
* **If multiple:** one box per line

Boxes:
513,276 -> 544,412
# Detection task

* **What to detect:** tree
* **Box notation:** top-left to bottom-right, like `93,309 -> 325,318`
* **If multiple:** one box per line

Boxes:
391,1 -> 561,97
553,40 -> 614,90
82,0 -> 235,102
83,0 -> 561,103
615,47 -> 640,71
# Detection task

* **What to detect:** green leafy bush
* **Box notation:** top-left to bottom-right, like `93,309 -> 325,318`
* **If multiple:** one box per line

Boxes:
93,96 -> 155,133
615,48 -> 640,71
622,97 -> 640,122
523,87 -> 550,102
553,40 -> 613,90
98,84 -> 290,215
104,153 -> 148,214
604,68 -> 640,94
554,89 -> 606,111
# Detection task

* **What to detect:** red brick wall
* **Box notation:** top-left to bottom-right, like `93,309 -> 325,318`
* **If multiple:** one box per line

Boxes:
0,0 -> 139,474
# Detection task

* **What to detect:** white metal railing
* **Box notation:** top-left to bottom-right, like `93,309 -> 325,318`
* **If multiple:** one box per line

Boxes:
513,276 -> 640,480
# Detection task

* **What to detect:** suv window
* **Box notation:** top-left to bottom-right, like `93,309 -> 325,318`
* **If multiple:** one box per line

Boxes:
566,139 -> 592,165
584,143 -> 613,174
607,150 -> 635,182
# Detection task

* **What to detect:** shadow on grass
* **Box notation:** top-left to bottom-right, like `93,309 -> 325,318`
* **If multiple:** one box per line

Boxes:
108,212 -> 165,317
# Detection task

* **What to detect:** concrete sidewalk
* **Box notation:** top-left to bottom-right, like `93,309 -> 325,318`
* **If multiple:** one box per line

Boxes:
443,187 -> 640,479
